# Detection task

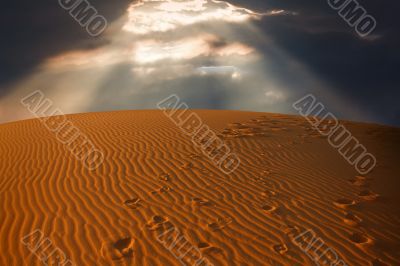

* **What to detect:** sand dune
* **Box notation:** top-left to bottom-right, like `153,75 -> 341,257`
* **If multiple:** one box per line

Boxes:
0,110 -> 399,265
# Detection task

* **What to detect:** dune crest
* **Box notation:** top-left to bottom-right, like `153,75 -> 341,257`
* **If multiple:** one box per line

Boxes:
1,110 -> 399,265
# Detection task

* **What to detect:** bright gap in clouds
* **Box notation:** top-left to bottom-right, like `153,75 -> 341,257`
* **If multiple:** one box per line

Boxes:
0,0 -> 307,124
122,0 -> 263,34
196,66 -> 241,80
133,34 -> 254,64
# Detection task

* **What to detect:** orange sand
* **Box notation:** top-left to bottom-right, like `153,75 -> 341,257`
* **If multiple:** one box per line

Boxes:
0,110 -> 399,265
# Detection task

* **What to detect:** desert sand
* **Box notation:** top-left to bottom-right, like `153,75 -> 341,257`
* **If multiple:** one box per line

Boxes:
0,110 -> 399,265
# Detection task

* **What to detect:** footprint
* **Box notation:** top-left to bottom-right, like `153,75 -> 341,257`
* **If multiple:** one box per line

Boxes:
349,175 -> 371,187
180,162 -> 193,170
207,217 -> 232,231
228,123 -> 247,129
349,178 -> 368,187
124,198 -> 141,209
355,175 -> 374,182
150,189 -> 159,195
261,204 -> 278,214
153,215 -> 168,224
200,168 -> 211,174
146,215 -> 170,231
198,242 -> 210,249
188,154 -> 202,159
333,198 -> 357,209
262,170 -> 272,176
231,133 -> 243,138
355,175 -> 368,181
239,127 -> 260,134
159,186 -> 171,193
113,238 -> 135,258
158,173 -> 170,181
349,232 -> 374,246
371,258 -> 389,266
197,242 -> 223,254
343,212 -> 363,227
101,237 -> 135,260
222,129 -> 241,138
357,190 -> 379,201
191,197 -> 211,206
261,190 -> 277,198
150,186 -> 172,195
283,224 -> 300,238
273,244 -> 288,255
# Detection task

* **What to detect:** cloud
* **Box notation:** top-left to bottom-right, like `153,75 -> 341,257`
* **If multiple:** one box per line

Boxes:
133,34 -> 254,64
264,90 -> 286,104
0,0 -> 133,90
196,66 -> 241,80
43,48 -> 129,69
122,0 -> 266,34
1,0 -> 399,126
0,0 -> 267,124
133,36 -> 212,63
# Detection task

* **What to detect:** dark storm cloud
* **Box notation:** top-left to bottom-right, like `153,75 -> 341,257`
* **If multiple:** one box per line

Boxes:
0,0 -> 132,94
231,0 -> 400,125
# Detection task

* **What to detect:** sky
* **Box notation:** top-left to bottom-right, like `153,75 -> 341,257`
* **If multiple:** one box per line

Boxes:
1,0 -> 399,126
